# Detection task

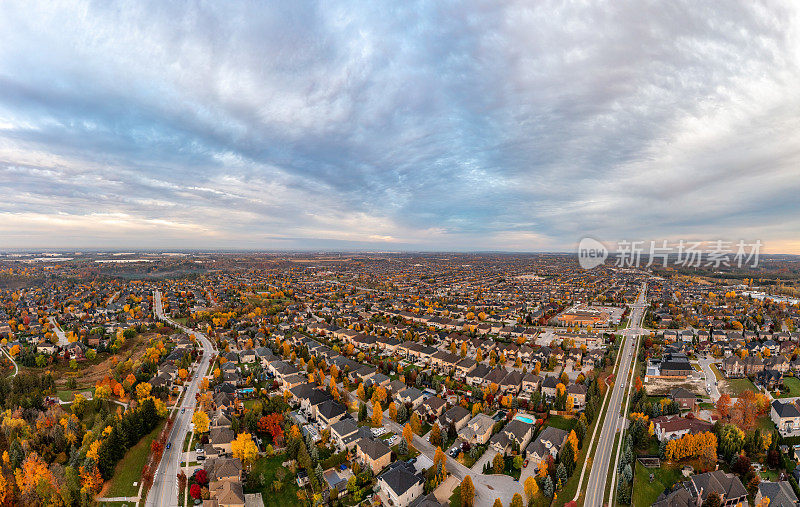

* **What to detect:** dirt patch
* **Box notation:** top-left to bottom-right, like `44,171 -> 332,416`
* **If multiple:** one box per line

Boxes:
644,377 -> 704,396
52,332 -> 155,388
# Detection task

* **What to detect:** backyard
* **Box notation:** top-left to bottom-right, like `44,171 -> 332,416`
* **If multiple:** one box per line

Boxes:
632,462 -> 682,507
244,454 -> 301,507
779,376 -> 800,398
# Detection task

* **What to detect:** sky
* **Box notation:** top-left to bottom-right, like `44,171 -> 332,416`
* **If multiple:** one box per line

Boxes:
1,1 -> 800,253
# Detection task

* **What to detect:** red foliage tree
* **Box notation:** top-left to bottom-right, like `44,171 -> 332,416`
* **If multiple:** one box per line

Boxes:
195,469 -> 208,486
190,483 -> 201,500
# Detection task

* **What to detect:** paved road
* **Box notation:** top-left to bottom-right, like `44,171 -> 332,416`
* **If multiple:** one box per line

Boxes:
698,357 -> 722,401
49,316 -> 69,346
145,290 -> 216,507
1,346 -> 18,377
584,284 -> 647,507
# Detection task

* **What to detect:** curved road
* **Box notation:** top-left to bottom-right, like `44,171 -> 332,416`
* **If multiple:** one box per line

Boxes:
146,290 -> 216,507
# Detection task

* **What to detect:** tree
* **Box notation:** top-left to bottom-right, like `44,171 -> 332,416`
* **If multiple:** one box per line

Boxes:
702,492 -> 722,507
190,483 -> 201,500
410,412 -> 422,434
389,403 -> 398,421
543,476 -> 554,498
493,453 -> 504,474
717,394 -> 732,420
403,423 -> 413,446
372,401 -> 383,426
358,402 -> 367,422
510,493 -> 523,507
524,476 -> 539,501
430,423 -> 443,447
258,413 -> 284,442
136,382 -> 152,400
192,411 -> 210,434
493,499 -> 503,507
399,436 -> 408,456
461,476 -> 475,507
231,433 -> 259,470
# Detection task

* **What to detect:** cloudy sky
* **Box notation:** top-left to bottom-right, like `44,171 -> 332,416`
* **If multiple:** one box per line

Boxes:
1,1 -> 800,252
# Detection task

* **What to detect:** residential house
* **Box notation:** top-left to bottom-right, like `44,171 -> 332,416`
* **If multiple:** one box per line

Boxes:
378,463 -> 424,507
356,438 -> 392,475
457,414 -> 495,445
525,426 -> 568,466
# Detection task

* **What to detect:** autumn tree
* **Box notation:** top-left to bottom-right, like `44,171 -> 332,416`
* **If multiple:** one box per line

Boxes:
461,476 -> 475,507
430,423 -> 443,447
402,423 -> 414,447
716,394 -> 732,421
524,475 -> 539,501
192,411 -> 210,434
372,401 -> 383,426
493,453 -> 504,474
231,432 -> 259,470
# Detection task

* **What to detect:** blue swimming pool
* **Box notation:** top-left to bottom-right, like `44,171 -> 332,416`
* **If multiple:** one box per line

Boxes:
514,415 -> 534,424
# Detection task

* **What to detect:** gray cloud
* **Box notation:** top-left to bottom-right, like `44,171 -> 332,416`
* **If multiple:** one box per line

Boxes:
1,0 -> 799,251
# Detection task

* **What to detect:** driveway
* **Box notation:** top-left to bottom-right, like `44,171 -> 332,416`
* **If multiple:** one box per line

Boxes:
471,448 -> 497,473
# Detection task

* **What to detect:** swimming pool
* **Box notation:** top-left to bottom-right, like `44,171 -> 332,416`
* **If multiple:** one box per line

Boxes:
514,415 -> 534,424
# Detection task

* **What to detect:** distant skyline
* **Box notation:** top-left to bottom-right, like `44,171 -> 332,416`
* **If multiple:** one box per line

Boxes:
2,1 -> 800,253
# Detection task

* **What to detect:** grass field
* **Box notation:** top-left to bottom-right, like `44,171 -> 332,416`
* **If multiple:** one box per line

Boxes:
723,378 -> 757,397
780,377 -> 800,398
244,454 -> 301,507
101,419 -> 166,498
632,462 -> 682,507
709,364 -> 724,381
545,415 -> 576,432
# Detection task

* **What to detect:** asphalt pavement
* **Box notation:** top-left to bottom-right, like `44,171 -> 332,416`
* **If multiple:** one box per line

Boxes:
145,290 -> 216,507
583,285 -> 647,507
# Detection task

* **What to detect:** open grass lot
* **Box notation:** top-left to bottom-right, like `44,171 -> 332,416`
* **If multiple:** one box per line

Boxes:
710,364 -> 724,381
632,462 -> 682,507
101,419 -> 166,498
545,415 -> 576,432
244,454 -> 301,507
723,378 -> 757,397
779,376 -> 800,398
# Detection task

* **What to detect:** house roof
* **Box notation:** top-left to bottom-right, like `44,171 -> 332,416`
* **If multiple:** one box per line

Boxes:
380,465 -> 423,497
758,481 -> 799,507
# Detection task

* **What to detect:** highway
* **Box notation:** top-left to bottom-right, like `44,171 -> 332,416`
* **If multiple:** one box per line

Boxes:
583,284 -> 647,507
145,290 -> 216,507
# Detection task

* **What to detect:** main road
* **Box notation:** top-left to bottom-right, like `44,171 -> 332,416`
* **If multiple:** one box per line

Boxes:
146,290 -> 216,507
583,284 -> 647,507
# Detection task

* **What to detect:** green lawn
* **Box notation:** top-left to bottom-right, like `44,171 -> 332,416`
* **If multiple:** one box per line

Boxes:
723,378 -> 757,397
450,485 -> 462,507
391,443 -> 420,460
780,377 -> 800,398
545,415 -> 576,432
632,462 -> 682,507
244,454 -> 300,507
102,419 -> 166,498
